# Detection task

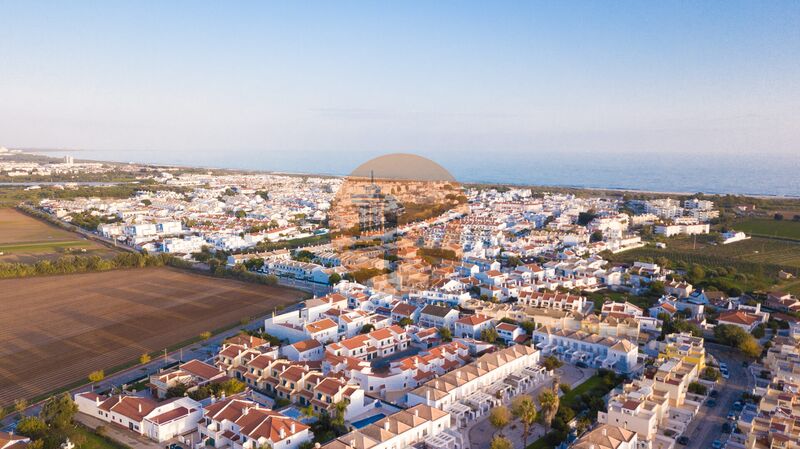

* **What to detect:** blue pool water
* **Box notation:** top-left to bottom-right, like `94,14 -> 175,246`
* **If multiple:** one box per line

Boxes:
351,413 -> 386,429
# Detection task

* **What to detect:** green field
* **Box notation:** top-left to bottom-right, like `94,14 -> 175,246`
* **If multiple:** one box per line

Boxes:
0,240 -> 92,254
612,236 -> 800,275
733,218 -> 800,241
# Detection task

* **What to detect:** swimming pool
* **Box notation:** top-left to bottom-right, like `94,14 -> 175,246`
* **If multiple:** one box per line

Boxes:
280,406 -> 316,423
350,413 -> 386,429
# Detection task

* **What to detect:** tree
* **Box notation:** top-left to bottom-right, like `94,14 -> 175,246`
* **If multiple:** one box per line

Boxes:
489,436 -> 513,449
541,355 -> 563,371
687,382 -> 708,395
577,211 -> 598,226
701,366 -> 721,381
200,331 -> 212,341
332,400 -> 348,428
40,393 -> 78,430
300,404 -> 316,421
14,398 -> 28,413
649,280 -> 666,296
590,230 -> 604,242
398,317 -> 414,327
328,273 -> 341,286
438,327 -> 452,342
139,353 -> 151,364
235,210 -> 247,219
511,395 -> 538,447
538,388 -> 560,431
488,406 -> 511,435
774,213 -> 784,221
481,327 -> 499,344
15,416 -> 47,440
751,324 -> 766,339
88,370 -> 105,386
740,338 -> 762,358
359,324 -> 375,334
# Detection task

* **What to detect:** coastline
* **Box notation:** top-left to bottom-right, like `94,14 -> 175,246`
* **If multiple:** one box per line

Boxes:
9,148 -> 800,200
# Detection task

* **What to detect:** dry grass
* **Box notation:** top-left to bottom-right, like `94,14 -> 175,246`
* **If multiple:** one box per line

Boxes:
0,267 -> 305,406
0,208 -> 117,263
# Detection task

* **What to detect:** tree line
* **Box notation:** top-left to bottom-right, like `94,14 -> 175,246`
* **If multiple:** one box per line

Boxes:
0,252 -> 172,279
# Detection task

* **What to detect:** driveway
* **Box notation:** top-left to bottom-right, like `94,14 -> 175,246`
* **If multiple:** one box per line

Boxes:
683,343 -> 754,449
75,413 -> 165,449
467,363 -> 592,449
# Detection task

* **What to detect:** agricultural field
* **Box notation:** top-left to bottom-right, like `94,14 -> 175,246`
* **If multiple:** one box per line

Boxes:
732,218 -> 800,241
612,236 -> 800,276
0,208 -> 118,263
0,267 -> 305,407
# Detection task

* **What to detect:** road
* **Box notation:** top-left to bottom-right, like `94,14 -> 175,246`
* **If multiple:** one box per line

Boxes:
0,301 -> 305,431
684,343 -> 754,449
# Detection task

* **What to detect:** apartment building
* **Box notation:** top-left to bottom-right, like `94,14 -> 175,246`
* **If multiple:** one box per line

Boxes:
572,424 -> 639,449
658,333 -> 706,372
533,328 -> 638,374
321,404 -> 460,449
325,325 -> 410,361
737,381 -> 800,449
407,344 -> 540,409
198,396 -> 312,449
518,291 -> 589,313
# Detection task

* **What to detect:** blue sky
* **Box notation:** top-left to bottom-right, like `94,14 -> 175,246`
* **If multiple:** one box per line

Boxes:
1,1 -> 798,159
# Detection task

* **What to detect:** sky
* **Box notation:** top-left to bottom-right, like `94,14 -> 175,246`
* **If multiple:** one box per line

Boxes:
1,1 -> 799,162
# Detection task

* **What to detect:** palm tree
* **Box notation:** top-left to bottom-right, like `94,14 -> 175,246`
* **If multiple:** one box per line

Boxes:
332,400 -> 349,428
300,404 -> 316,421
512,395 -> 538,447
538,389 -> 559,431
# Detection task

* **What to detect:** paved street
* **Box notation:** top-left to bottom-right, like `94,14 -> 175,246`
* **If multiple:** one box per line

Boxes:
684,343 -> 754,449
467,364 -> 593,449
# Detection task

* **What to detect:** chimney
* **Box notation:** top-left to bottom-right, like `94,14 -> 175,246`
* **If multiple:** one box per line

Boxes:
279,428 -> 286,439
138,403 -> 142,413
602,427 -> 608,436
414,409 -> 419,417
384,421 -> 390,431
291,422 -> 296,433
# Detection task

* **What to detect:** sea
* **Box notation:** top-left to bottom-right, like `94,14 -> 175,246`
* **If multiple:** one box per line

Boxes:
29,149 -> 800,197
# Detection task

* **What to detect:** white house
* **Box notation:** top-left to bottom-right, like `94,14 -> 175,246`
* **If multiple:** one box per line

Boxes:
453,314 -> 495,339
75,393 -> 202,443
418,305 -> 460,330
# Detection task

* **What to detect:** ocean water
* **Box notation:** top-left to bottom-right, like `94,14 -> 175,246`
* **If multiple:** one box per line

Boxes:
31,149 -> 800,197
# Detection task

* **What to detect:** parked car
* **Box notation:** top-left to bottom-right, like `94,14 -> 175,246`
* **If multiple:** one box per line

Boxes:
707,399 -> 717,407
728,411 -> 737,420
576,361 -> 588,368
710,390 -> 718,397
721,369 -> 730,379
722,422 -> 734,433
677,436 -> 690,445
712,440 -> 724,449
